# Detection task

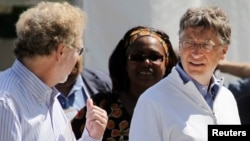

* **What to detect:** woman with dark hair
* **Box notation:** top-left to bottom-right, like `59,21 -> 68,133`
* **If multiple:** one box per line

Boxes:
71,26 -> 178,140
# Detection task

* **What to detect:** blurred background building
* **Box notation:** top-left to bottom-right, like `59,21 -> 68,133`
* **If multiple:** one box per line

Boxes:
1,0 -> 250,86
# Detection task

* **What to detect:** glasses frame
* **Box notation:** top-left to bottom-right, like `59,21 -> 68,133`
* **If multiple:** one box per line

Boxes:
70,45 -> 85,55
127,54 -> 165,63
179,40 -> 221,51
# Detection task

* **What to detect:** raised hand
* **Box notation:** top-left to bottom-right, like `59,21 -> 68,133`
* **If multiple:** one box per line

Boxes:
85,98 -> 108,139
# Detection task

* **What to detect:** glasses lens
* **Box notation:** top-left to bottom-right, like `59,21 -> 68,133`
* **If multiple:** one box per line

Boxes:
148,54 -> 164,62
128,54 -> 164,62
202,43 -> 213,50
182,41 -> 193,49
129,54 -> 145,62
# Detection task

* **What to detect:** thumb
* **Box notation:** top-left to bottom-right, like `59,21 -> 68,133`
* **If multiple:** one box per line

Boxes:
86,98 -> 93,110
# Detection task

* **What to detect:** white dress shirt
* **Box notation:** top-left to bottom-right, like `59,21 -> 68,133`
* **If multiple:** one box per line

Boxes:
0,59 -> 100,141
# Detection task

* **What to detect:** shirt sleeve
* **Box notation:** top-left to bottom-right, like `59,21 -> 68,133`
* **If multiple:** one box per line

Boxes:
77,127 -> 102,141
0,99 -> 21,141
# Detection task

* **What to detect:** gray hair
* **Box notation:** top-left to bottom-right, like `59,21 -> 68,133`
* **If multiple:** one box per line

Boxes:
14,1 -> 87,60
178,6 -> 231,45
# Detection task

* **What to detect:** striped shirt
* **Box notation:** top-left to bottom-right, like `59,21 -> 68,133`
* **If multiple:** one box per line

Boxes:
0,59 -> 100,141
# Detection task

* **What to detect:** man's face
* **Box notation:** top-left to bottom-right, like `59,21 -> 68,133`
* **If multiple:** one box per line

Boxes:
57,57 -> 82,87
179,27 -> 228,84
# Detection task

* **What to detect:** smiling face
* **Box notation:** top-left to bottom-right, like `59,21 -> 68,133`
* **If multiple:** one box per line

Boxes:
126,36 -> 167,90
179,26 -> 228,85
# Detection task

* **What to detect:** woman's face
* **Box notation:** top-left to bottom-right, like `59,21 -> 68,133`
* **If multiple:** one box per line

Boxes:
126,36 -> 167,90
57,35 -> 83,84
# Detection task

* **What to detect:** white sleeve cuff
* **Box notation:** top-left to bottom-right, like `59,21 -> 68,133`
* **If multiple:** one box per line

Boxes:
77,128 -> 102,141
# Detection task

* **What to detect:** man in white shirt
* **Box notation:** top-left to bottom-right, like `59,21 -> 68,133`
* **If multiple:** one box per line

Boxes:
129,6 -> 240,141
0,1 -> 107,141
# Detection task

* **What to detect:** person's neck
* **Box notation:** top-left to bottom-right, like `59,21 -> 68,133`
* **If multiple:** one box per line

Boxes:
21,56 -> 55,87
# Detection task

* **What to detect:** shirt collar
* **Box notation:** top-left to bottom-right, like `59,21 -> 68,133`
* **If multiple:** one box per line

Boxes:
67,75 -> 84,97
176,62 -> 221,97
12,59 -> 57,105
176,62 -> 190,84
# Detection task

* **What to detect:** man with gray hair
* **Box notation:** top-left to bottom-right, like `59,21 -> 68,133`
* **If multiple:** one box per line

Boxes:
130,6 -> 240,141
0,1 -> 107,141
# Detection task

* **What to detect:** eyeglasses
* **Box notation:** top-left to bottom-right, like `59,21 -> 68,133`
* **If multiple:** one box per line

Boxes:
70,45 -> 85,55
128,54 -> 165,62
180,40 -> 221,51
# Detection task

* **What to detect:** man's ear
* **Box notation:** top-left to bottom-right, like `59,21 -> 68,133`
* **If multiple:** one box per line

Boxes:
221,45 -> 228,60
56,43 -> 66,60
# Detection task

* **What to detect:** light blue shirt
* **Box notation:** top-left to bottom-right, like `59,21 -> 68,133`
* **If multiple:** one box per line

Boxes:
176,63 -> 220,109
0,59 -> 100,141
58,75 -> 86,110
58,75 -> 87,120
